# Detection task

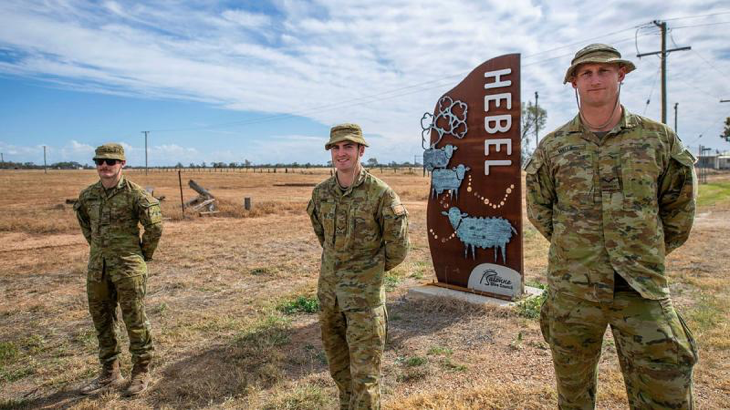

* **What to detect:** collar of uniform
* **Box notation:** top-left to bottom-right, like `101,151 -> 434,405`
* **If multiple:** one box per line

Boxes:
330,166 -> 367,197
567,105 -> 635,141
101,176 -> 127,197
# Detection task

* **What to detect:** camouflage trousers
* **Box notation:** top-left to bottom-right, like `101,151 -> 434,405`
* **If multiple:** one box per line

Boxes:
87,270 -> 153,366
540,288 -> 698,410
319,301 -> 387,410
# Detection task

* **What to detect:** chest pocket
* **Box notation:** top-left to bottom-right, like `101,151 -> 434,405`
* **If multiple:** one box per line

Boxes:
318,200 -> 336,245
552,145 -> 594,210
86,198 -> 102,228
621,143 -> 660,206
353,204 -> 381,247
111,196 -> 135,224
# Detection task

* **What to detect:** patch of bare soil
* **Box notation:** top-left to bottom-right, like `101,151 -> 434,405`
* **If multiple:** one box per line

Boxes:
1,170 -> 729,409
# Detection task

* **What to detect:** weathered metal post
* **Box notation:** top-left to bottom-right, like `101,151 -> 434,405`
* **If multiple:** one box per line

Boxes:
244,197 -> 252,210
178,170 -> 185,219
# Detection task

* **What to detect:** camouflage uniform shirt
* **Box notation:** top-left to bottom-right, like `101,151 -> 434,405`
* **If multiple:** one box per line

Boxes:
307,168 -> 410,310
525,108 -> 696,302
75,177 -> 163,281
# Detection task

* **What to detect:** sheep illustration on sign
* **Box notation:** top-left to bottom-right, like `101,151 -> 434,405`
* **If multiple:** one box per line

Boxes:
423,144 -> 458,172
442,207 -> 517,262
431,164 -> 470,200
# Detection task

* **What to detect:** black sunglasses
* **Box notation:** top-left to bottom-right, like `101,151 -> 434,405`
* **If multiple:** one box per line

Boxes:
95,159 -> 120,166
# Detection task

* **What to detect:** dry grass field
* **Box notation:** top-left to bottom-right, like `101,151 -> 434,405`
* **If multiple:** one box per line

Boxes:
1,168 -> 729,409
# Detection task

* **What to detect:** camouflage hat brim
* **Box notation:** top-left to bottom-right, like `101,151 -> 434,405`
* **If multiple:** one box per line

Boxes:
325,123 -> 369,150
93,153 -> 126,160
325,134 -> 369,150
563,51 -> 636,84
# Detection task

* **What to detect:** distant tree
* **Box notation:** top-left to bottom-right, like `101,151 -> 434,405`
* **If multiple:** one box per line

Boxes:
201,162 -> 207,168
243,159 -> 251,167
229,162 -> 238,168
366,157 -> 378,167
521,101 -> 547,162
327,160 -> 332,167
175,162 -> 184,168
51,161 -> 83,169
722,117 -> 730,142
189,162 -> 196,168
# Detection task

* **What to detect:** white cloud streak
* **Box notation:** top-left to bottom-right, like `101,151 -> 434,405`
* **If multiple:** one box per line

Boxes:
0,0 -> 729,164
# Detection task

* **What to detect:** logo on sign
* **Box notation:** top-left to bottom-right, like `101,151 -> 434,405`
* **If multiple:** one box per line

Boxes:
467,263 -> 521,298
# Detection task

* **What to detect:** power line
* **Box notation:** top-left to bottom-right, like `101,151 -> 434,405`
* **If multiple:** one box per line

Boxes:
691,49 -> 730,80
688,113 -> 728,144
149,36 -> 659,134
662,10 -> 730,21
643,63 -> 662,115
670,69 -> 723,101
146,20 -> 724,134
673,21 -> 730,29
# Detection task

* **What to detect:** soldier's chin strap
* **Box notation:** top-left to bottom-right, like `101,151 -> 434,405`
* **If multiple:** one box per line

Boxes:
575,83 -> 622,131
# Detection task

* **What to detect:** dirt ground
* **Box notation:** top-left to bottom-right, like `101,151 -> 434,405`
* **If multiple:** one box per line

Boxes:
1,168 -> 729,409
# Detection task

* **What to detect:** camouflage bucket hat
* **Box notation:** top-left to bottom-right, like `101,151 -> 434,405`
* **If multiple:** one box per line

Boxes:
93,143 -> 126,161
325,123 -> 369,150
563,43 -> 636,84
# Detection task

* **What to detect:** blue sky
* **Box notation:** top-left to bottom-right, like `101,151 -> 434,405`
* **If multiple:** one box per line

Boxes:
1,0 -> 729,166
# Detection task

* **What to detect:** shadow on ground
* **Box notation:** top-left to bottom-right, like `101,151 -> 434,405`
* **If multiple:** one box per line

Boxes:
8,293 -> 500,409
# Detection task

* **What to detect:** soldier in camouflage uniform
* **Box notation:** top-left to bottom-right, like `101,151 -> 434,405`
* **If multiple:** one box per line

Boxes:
525,44 -> 698,409
74,143 -> 163,396
307,124 -> 410,409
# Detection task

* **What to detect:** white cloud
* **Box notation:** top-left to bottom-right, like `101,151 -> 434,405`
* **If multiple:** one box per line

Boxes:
0,0 -> 728,164
221,10 -> 272,28
59,140 -> 95,159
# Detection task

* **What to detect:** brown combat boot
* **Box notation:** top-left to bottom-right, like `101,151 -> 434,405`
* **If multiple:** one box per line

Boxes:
80,360 -> 125,395
124,361 -> 151,397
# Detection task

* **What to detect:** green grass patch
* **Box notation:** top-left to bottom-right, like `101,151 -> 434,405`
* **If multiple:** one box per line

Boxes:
277,295 -> 320,315
0,366 -> 35,383
685,294 -> 727,335
236,314 -> 292,349
516,283 -> 547,319
697,181 -> 730,207
408,261 -> 432,280
385,273 -> 403,291
263,385 -> 334,410
22,334 -> 45,355
427,346 -> 453,356
249,266 -> 279,276
439,357 -> 468,372
0,342 -> 18,364
1,399 -> 28,410
396,355 -> 428,367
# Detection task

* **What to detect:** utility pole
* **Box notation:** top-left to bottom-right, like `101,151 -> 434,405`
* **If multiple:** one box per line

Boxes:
674,102 -> 678,133
43,145 -> 47,174
636,20 -> 691,124
142,131 -> 149,175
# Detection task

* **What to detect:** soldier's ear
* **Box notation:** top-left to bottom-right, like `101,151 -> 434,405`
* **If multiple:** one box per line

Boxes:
121,160 -> 126,167
358,145 -> 365,157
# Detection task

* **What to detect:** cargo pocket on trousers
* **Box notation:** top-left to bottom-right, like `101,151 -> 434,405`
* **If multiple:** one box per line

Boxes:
677,313 -> 699,366
539,293 -> 551,344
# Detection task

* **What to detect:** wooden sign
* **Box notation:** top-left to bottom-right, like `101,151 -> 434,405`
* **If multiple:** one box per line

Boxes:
424,54 -> 523,300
